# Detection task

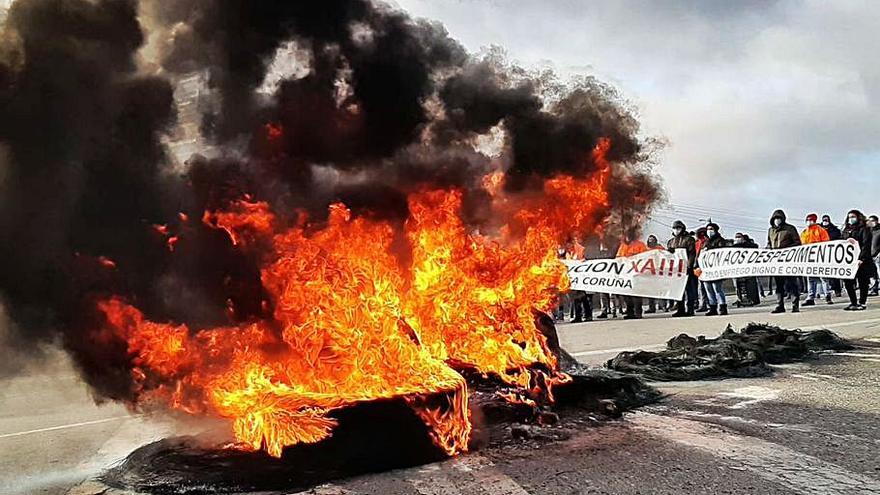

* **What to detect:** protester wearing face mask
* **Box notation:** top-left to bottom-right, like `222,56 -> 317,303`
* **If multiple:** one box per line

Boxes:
842,210 -> 873,310
645,235 -> 666,314
821,215 -> 843,297
697,223 -> 730,316
868,215 -> 880,297
801,213 -> 833,306
667,220 -> 697,317
821,215 -> 842,240
767,209 -> 802,313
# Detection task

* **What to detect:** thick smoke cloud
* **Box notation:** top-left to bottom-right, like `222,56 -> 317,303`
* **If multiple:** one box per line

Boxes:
0,0 -> 174,378
0,0 -> 661,398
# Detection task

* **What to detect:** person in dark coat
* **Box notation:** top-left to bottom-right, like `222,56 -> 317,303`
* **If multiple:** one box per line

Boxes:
868,215 -> 880,296
842,209 -> 873,310
767,209 -> 802,313
821,215 -> 842,240
667,220 -> 697,317
698,223 -> 730,316
733,233 -> 761,306
822,214 -> 845,297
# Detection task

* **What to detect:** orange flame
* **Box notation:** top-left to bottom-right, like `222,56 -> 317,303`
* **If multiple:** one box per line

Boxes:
97,138 -> 615,458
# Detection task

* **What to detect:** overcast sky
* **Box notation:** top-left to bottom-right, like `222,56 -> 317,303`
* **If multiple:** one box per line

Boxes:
395,0 -> 879,239
2,0 -> 876,239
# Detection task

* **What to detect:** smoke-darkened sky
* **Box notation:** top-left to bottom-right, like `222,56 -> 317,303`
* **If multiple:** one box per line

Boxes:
395,0 -> 880,238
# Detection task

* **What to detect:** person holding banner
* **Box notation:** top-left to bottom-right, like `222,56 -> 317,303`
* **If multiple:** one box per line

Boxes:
801,213 -> 833,306
822,215 -> 844,297
667,220 -> 698,317
698,223 -> 730,316
694,227 -> 711,313
732,233 -> 761,306
645,235 -> 668,313
767,209 -> 802,313
842,210 -> 873,310
616,231 -> 649,319
564,237 -> 591,322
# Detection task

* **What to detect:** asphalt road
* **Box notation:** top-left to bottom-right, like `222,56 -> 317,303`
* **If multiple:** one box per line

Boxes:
2,300 -> 880,495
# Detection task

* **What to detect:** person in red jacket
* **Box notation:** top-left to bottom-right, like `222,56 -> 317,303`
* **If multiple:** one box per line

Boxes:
801,213 -> 833,306
616,231 -> 648,319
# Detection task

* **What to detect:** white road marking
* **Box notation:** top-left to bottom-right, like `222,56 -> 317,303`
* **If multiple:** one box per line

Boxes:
790,374 -> 820,381
630,412 -> 880,494
832,352 -> 880,358
800,316 -> 880,331
668,408 -> 880,446
0,415 -> 135,439
65,416 -> 174,495
289,485 -> 358,495
694,386 -> 780,410
570,344 -> 664,358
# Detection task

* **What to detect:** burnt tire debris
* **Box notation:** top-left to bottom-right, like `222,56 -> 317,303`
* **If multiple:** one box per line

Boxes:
101,318 -> 661,495
606,323 -> 854,381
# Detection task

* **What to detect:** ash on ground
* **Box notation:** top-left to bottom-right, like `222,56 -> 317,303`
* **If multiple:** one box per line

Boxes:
606,323 -> 853,381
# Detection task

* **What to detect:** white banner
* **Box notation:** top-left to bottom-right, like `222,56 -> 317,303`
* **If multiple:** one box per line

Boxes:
562,249 -> 689,299
697,239 -> 860,281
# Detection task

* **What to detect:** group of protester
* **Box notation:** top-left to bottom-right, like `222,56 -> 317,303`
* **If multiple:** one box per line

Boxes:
557,209 -> 880,322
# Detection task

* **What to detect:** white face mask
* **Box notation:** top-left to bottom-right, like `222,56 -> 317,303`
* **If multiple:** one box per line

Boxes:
822,220 -> 830,226
673,228 -> 683,236
707,230 -> 716,237
734,238 -> 743,244
849,217 -> 858,225
773,218 -> 783,227
806,220 -> 816,227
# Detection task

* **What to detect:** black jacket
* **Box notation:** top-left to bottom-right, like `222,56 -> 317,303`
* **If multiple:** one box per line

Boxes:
740,238 -> 759,249
824,223 -> 842,241
842,222 -> 873,263
872,225 -> 880,259
703,234 -> 729,250
696,234 -> 729,269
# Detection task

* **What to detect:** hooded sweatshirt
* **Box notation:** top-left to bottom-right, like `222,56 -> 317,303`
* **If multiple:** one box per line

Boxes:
667,220 -> 697,269
767,210 -> 801,249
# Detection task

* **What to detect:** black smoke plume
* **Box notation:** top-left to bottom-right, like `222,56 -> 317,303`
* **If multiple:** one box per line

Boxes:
0,0 -> 661,399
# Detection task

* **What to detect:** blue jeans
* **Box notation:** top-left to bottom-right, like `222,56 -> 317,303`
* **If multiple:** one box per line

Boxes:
807,277 -> 829,300
704,280 -> 726,305
872,258 -> 880,292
